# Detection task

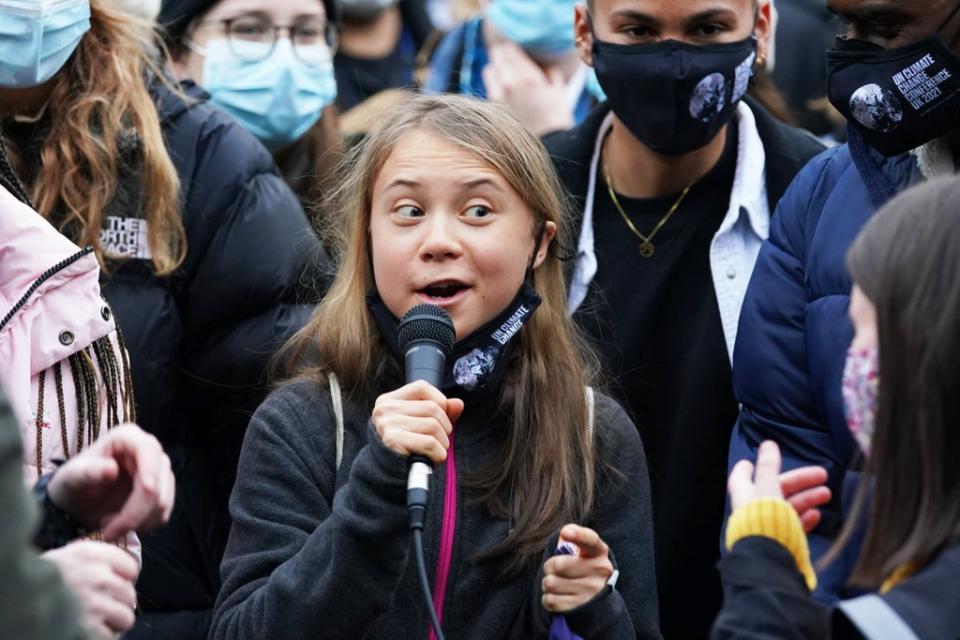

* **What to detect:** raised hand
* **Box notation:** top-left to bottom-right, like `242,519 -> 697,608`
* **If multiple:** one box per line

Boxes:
482,41 -> 575,137
728,440 -> 832,533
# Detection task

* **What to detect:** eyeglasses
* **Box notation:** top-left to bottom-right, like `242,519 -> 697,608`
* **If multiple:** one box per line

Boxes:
196,14 -> 339,65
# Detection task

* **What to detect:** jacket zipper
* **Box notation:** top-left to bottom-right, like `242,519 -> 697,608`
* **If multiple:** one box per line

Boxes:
0,246 -> 94,333
428,431 -> 457,640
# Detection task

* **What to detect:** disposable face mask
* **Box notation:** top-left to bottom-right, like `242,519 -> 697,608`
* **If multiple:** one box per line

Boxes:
195,38 -> 337,151
841,347 -> 879,456
0,0 -> 91,88
486,0 -> 576,58
826,2 -> 960,156
592,34 -> 757,155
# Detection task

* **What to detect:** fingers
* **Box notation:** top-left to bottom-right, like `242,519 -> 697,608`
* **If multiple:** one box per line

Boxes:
381,380 -> 449,405
446,398 -> 465,423
799,509 -> 822,534
376,424 -> 448,463
727,459 -> 755,510
786,486 -> 832,517
546,65 -> 567,89
560,524 -> 607,558
373,383 -> 461,463
101,454 -> 171,540
45,541 -> 139,581
82,457 -> 121,485
542,528 -> 613,613
481,63 -> 503,102
100,428 -> 174,540
374,398 -> 455,435
780,466 -> 829,497
753,440 -> 783,498
489,40 -> 540,79
45,541 -> 137,637
87,588 -> 136,635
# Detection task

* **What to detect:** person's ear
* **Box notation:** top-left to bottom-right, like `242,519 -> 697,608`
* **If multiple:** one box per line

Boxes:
755,1 -> 773,69
531,221 -> 558,269
574,5 -> 594,67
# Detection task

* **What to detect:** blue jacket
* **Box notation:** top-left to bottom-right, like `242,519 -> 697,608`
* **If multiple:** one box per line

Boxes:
729,128 -> 923,599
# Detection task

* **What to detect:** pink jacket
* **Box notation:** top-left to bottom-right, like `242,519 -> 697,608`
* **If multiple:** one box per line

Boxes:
0,185 -> 139,558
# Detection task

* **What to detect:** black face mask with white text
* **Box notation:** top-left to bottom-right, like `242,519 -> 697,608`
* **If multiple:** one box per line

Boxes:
367,283 -> 542,401
827,4 -> 960,156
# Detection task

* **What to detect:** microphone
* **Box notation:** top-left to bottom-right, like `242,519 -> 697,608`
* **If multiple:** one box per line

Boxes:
396,304 -> 455,640
396,304 -> 456,528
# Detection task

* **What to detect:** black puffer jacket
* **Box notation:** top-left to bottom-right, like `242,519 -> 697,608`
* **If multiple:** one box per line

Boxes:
3,78 -> 328,639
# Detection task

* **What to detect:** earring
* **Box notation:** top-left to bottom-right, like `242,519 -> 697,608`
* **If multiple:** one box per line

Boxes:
756,53 -> 768,69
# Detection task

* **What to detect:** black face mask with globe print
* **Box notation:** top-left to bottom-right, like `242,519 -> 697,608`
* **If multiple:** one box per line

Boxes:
827,6 -> 960,157
591,34 -> 757,156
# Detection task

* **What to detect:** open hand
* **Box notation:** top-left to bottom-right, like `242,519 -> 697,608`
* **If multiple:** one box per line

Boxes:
44,540 -> 139,639
47,424 -> 174,541
483,41 -> 575,136
728,440 -> 832,533
542,525 -> 614,613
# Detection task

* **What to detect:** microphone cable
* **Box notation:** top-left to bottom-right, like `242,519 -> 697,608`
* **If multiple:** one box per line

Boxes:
397,304 -> 455,640
408,469 -> 445,640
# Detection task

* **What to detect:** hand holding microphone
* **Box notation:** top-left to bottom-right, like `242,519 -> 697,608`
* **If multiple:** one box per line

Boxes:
371,382 -> 464,465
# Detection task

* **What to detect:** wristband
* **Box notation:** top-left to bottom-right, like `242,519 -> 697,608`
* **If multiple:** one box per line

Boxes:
32,470 -> 88,550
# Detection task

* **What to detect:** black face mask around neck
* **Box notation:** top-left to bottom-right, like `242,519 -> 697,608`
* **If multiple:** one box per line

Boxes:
366,282 -> 542,400
826,5 -> 960,156
591,33 -> 757,155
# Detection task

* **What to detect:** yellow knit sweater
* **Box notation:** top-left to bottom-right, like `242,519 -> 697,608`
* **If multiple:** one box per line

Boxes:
725,498 -> 916,594
725,498 -> 818,590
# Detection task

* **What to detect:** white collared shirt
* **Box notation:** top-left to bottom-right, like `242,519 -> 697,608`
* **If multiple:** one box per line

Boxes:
567,101 -> 770,362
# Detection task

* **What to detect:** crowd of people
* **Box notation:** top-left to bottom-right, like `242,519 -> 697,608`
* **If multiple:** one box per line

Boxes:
1,0 -> 958,639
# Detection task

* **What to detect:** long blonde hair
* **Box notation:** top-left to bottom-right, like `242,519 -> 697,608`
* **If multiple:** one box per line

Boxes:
284,93 -> 598,575
8,0 -> 185,275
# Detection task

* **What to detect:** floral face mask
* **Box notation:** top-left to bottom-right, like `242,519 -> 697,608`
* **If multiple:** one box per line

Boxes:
841,347 -> 879,456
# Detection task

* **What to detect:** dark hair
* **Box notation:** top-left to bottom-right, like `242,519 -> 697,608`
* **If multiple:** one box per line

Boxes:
840,176 -> 960,585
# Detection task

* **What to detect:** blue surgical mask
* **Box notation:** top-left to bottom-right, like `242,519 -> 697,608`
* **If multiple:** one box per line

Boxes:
0,0 -> 91,88
192,38 -> 337,151
486,0 -> 575,59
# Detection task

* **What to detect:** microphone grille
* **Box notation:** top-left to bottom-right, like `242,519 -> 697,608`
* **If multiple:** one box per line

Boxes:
397,304 -> 456,356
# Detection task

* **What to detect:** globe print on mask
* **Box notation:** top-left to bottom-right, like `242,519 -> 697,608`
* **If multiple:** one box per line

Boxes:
453,347 -> 499,390
689,73 -> 728,123
849,84 -> 904,133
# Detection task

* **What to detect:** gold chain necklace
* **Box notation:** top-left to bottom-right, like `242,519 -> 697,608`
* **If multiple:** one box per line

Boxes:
603,162 -> 695,259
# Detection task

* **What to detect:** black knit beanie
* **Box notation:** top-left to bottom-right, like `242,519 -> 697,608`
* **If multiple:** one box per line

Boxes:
157,0 -> 218,44
157,0 -> 339,46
